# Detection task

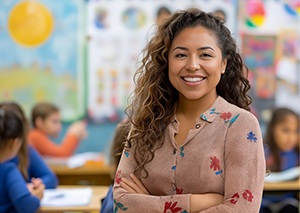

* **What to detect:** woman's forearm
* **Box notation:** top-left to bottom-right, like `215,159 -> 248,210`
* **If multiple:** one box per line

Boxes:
190,194 -> 223,213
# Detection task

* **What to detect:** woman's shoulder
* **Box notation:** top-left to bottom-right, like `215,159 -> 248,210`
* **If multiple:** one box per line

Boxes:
219,97 -> 259,125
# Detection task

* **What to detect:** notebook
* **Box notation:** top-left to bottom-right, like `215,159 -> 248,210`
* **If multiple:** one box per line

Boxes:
41,188 -> 93,207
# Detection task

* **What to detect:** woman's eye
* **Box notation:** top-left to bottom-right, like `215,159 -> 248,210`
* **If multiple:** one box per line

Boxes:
175,54 -> 186,58
201,53 -> 212,57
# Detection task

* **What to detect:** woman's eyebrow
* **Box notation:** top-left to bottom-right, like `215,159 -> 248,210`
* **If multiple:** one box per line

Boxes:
172,46 -> 215,52
172,46 -> 188,52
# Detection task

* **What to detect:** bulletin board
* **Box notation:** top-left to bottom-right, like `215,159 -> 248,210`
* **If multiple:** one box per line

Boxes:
238,0 -> 300,128
0,0 -> 86,122
87,0 -> 238,123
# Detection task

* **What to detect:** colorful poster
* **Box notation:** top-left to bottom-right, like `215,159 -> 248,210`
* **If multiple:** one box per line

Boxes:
87,0 -> 237,123
238,0 -> 299,34
241,35 -> 277,124
275,29 -> 299,61
238,0 -> 300,126
0,0 -> 85,122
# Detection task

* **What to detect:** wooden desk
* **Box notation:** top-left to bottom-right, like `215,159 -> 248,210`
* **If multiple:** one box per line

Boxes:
264,178 -> 299,191
38,185 -> 109,213
49,164 -> 113,185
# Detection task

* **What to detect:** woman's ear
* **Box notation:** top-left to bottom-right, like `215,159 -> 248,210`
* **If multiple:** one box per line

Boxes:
221,58 -> 227,74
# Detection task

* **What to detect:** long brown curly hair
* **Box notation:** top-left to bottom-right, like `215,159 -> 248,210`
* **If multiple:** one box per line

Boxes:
125,8 -> 252,178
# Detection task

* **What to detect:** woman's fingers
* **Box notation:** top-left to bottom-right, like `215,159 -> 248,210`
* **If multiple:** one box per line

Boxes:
129,173 -> 150,195
120,181 -> 137,194
121,178 -> 145,194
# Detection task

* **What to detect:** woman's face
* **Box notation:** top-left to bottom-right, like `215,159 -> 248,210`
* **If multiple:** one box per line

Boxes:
168,26 -> 227,101
274,115 -> 299,152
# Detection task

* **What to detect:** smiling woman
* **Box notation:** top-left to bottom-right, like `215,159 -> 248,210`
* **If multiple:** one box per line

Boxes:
113,8 -> 265,213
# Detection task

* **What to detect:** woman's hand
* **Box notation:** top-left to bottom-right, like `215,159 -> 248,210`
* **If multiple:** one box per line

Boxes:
120,173 -> 150,195
190,193 -> 224,213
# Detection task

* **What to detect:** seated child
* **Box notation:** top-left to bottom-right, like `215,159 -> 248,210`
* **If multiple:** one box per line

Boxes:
261,108 -> 299,213
100,120 -> 130,213
0,107 -> 44,213
28,103 -> 88,157
0,102 -> 58,189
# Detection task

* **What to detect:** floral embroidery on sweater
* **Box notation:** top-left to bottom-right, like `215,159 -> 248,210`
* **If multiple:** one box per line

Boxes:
242,190 -> 254,202
209,108 -> 240,128
230,193 -> 240,204
224,114 -> 240,128
210,156 -> 223,175
247,132 -> 257,143
180,147 -> 184,157
114,199 -> 128,212
200,114 -> 208,121
115,170 -> 121,184
229,190 -> 254,205
219,112 -> 232,121
164,201 -> 182,213
176,187 -> 183,194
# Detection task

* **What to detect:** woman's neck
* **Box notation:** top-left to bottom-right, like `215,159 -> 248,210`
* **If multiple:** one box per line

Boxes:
176,91 -> 218,120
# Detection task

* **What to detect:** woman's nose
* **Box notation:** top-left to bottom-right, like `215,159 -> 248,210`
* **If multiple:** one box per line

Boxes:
186,55 -> 200,71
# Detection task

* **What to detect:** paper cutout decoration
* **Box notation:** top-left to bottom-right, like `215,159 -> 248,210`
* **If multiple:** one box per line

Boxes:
8,1 -> 53,47
284,0 -> 300,16
122,7 -> 147,29
245,0 -> 266,27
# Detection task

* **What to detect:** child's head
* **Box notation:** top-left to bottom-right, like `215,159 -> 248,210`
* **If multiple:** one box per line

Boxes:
156,7 -> 171,25
31,103 -> 61,138
265,108 -> 299,171
266,108 -> 299,152
0,102 -> 29,179
0,107 -> 25,163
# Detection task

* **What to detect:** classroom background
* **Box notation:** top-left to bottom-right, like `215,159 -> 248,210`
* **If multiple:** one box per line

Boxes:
0,0 -> 299,157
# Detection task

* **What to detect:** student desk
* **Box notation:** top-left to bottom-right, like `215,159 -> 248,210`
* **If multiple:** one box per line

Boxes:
49,164 -> 113,185
264,178 -> 300,200
263,178 -> 300,191
38,185 -> 109,213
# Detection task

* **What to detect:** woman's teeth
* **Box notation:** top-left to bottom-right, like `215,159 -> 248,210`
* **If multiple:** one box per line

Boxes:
183,77 -> 204,82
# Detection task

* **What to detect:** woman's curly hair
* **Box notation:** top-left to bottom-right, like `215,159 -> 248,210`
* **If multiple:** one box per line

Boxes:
124,8 -> 252,178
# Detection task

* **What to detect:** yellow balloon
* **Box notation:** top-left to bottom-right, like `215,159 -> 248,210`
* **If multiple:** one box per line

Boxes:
8,1 -> 54,47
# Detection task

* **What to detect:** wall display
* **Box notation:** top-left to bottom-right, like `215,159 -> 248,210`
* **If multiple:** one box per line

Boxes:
87,0 -> 237,123
242,34 -> 277,123
0,0 -> 85,121
239,0 -> 299,128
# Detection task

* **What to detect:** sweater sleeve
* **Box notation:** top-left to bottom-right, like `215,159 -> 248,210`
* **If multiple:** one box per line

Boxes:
6,165 -> 40,213
201,112 -> 266,213
28,146 -> 59,188
28,129 -> 80,157
113,145 -> 191,213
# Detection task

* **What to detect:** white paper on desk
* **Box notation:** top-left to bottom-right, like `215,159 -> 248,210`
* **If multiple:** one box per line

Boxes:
264,166 -> 300,183
67,152 -> 104,168
43,152 -> 104,168
41,188 -> 93,207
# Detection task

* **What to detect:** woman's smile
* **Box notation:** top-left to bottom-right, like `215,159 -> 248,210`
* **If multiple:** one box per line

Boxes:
181,75 -> 206,86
